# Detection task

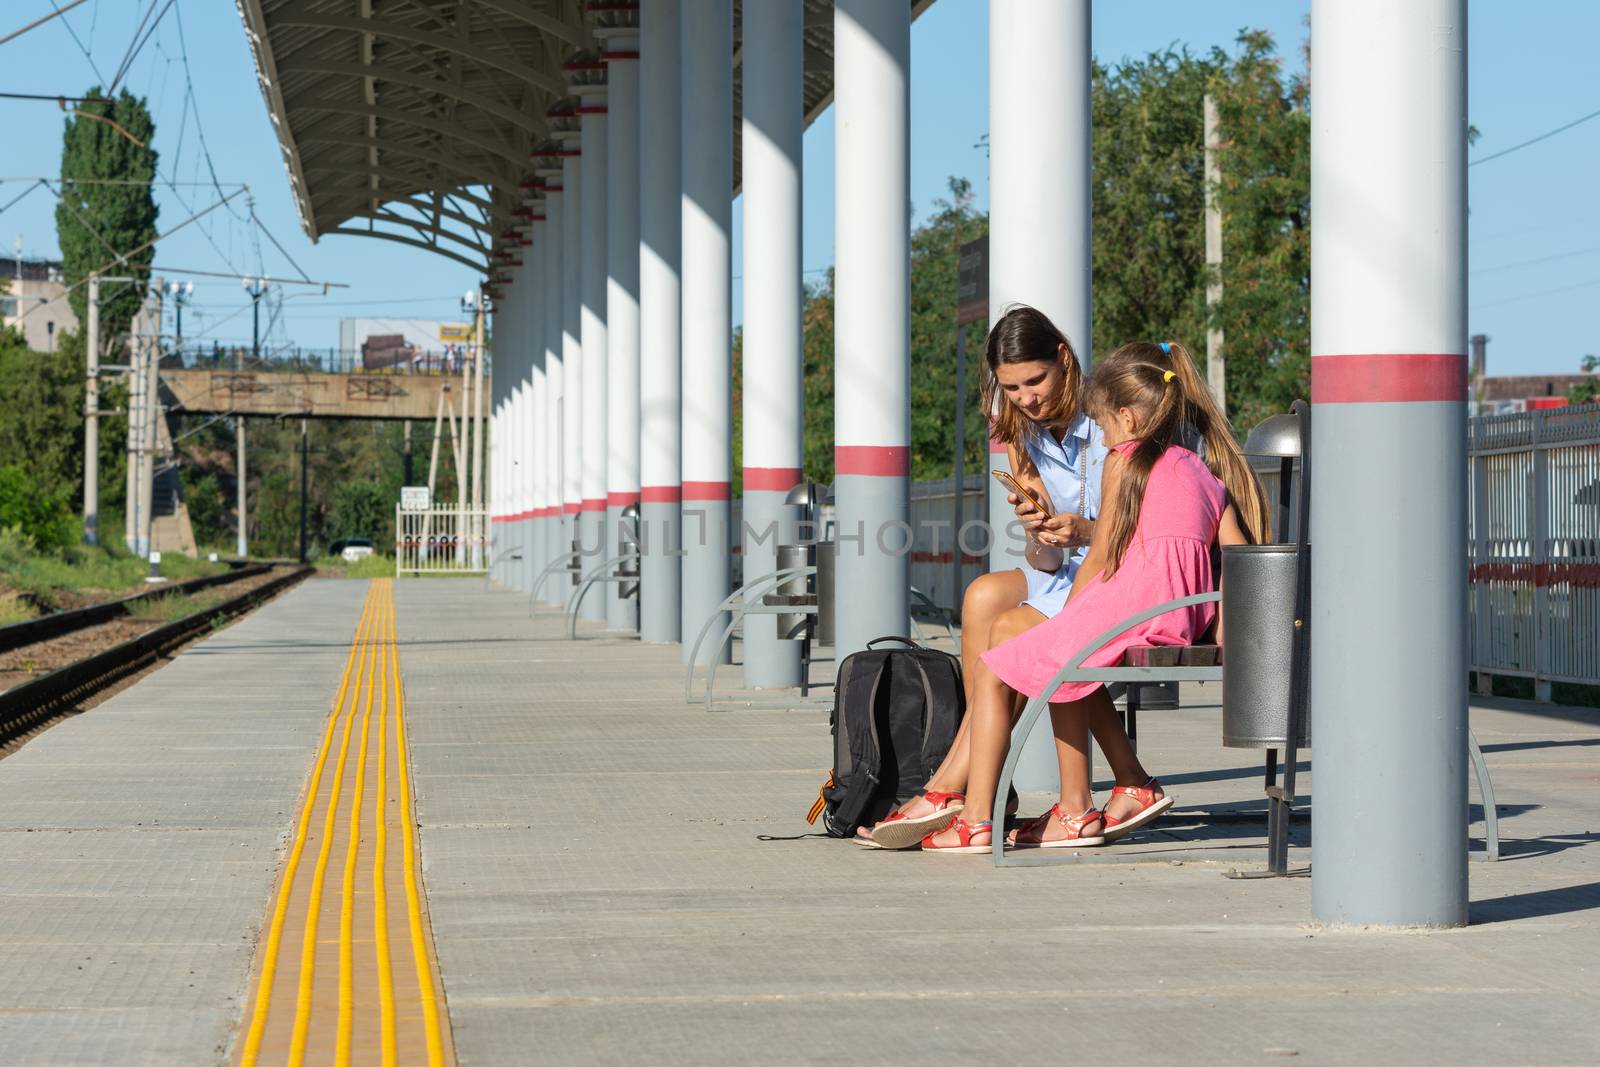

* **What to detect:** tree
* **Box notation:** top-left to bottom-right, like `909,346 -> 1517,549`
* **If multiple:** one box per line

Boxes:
56,87 -> 159,349
1091,48 -> 1220,363
1208,31 -> 1312,429
1570,355 -> 1600,405
330,479 -> 388,541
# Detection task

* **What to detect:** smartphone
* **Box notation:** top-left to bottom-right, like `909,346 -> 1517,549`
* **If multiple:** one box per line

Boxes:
992,470 -> 1053,518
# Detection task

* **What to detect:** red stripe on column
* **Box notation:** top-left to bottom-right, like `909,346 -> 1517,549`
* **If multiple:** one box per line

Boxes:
682,481 -> 731,501
743,466 -> 803,492
641,485 -> 682,503
835,446 -> 909,477
1311,353 -> 1467,404
581,498 -> 606,513
563,502 -> 581,515
607,491 -> 642,507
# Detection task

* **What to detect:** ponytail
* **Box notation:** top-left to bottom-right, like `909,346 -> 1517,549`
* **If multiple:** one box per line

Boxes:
1085,340 -> 1271,573
1160,341 -> 1272,546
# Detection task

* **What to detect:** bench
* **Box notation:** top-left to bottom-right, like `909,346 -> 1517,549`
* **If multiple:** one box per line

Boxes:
989,593 -> 1501,869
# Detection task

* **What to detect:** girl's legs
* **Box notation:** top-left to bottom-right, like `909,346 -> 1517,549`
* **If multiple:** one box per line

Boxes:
923,605 -> 1040,848
1011,686 -> 1160,844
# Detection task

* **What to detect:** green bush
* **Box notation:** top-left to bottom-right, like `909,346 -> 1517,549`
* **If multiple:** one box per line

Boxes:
0,465 -> 75,551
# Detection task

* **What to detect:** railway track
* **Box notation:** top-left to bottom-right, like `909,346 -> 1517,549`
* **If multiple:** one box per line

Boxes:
0,563 -> 274,654
0,565 -> 312,743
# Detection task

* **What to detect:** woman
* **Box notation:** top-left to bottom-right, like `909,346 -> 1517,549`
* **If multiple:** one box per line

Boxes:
863,304 -> 1107,850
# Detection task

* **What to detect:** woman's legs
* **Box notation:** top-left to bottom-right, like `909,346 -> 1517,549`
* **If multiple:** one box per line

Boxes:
871,571 -> 1029,832
923,605 -> 1040,848
921,570 -> 1032,795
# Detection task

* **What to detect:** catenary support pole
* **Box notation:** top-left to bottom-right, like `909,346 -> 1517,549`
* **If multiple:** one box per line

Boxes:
125,303 -> 140,552
833,0 -> 911,662
82,272 -> 100,545
1310,0 -> 1468,927
1204,93 -> 1226,417
561,147 -> 585,601
988,0 -> 1092,791
639,0 -> 683,643
741,0 -> 804,687
578,94 -> 610,623
603,35 -> 642,632
139,285 -> 159,560
679,0 -> 734,663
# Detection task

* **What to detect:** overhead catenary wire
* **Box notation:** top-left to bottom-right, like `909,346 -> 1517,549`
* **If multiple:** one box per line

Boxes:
1471,106 -> 1600,167
0,0 -> 91,48
44,0 -> 105,83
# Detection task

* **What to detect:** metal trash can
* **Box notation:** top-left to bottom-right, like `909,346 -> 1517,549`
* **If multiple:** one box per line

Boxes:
773,543 -> 813,639
815,540 -> 836,647
1221,544 -> 1311,748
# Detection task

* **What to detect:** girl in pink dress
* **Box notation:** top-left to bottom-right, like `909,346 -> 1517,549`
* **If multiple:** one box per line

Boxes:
921,340 -> 1272,852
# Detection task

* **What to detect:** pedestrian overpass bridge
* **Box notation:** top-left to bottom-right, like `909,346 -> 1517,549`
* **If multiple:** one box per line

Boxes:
160,366 -> 470,421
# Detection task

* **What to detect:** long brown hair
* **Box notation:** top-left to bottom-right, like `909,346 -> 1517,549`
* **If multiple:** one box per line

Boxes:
1085,340 -> 1272,574
980,305 -> 1085,466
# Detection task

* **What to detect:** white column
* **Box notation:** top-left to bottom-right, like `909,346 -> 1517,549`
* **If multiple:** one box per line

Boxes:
639,0 -> 683,643
496,272 -> 517,587
679,0 -> 732,660
578,101 -> 610,623
604,37 -> 642,633
833,0 -> 910,662
514,257 -> 535,592
526,214 -> 548,596
1310,0 -> 1468,926
989,0 -> 1092,791
561,149 -> 584,597
741,0 -> 804,687
542,183 -> 568,605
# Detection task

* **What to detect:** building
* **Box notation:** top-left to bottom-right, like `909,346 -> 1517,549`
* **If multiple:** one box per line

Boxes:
0,257 -> 79,353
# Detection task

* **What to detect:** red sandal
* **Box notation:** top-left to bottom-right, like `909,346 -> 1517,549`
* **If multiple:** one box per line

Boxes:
1006,805 -> 1106,849
920,817 -> 993,854
1101,778 -> 1174,842
866,789 -> 967,850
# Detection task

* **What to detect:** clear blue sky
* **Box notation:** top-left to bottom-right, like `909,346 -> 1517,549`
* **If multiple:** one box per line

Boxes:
2,1 -> 1595,376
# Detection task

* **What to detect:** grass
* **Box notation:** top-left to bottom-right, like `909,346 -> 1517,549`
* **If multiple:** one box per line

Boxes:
0,527 -> 228,611
126,588 -> 227,623
0,590 -> 35,626
315,553 -> 395,580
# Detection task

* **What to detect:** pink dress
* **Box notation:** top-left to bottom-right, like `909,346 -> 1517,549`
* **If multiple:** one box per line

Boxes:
982,443 -> 1226,703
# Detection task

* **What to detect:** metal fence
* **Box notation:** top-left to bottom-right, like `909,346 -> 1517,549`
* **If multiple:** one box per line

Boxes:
170,343 -> 489,378
395,508 -> 490,575
1470,402 -> 1600,697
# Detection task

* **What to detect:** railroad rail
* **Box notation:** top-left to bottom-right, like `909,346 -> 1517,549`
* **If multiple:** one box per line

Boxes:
0,564 -> 273,654
0,565 -> 312,741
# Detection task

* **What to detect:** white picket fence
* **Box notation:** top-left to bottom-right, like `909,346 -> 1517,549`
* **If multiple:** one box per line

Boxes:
395,507 -> 490,575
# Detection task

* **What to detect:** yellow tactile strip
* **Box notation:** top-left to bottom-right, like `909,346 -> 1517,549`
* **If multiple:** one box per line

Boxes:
234,579 -> 452,1067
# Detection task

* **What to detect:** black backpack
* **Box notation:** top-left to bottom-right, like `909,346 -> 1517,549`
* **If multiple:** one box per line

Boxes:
806,636 -> 965,838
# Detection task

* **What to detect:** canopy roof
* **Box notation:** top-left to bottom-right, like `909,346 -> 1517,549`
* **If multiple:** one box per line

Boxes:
239,0 -> 933,280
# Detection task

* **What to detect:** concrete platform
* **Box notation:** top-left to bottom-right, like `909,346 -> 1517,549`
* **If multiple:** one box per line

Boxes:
0,577 -> 1595,1065
397,583 -> 1600,1066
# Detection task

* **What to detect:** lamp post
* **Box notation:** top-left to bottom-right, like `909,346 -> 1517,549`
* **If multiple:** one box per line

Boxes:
238,276 -> 270,559
165,280 -> 194,359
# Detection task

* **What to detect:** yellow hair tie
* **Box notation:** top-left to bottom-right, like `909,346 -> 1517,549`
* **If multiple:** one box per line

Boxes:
1162,370 -> 1176,383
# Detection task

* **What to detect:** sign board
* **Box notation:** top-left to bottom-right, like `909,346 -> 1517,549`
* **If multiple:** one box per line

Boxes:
438,323 -> 472,343
400,486 -> 431,511
957,236 -> 989,326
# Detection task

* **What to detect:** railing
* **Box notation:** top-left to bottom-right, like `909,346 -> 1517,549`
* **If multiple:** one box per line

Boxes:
1469,402 -> 1600,696
166,343 -> 490,378
395,507 -> 491,575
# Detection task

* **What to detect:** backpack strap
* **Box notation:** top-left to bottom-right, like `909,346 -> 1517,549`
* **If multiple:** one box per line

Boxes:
828,659 -> 891,831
